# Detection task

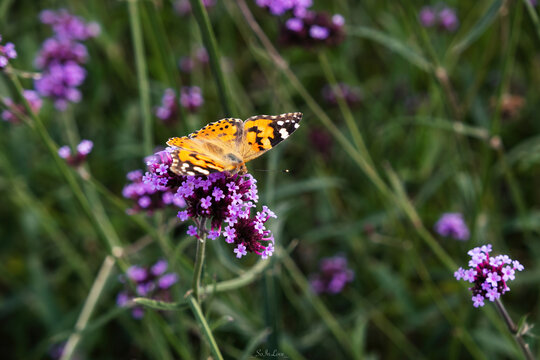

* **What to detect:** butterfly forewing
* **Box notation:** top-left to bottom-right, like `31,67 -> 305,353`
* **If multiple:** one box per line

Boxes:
241,112 -> 302,162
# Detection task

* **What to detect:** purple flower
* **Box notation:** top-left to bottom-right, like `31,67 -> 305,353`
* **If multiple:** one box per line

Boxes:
57,139 -> 94,166
309,25 -> 329,40
455,244 -> 524,308
434,213 -> 470,241
123,151 -> 186,215
187,225 -> 198,237
286,18 -> 304,32
418,5 -> 459,32
279,11 -> 345,47
34,9 -> 99,110
256,0 -> 312,17
155,88 -> 179,125
309,255 -> 354,294
180,86 -> 203,112
0,35 -> 17,69
2,90 -> 43,124
117,260 -> 179,319
321,83 -> 362,107
438,7 -> 459,32
419,6 -> 437,27
234,244 -> 247,258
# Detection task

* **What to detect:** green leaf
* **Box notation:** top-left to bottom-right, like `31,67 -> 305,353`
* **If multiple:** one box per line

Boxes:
133,297 -> 188,311
452,0 -> 504,54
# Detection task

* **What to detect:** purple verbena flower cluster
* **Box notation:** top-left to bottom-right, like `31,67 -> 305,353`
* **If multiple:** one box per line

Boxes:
2,90 -> 43,124
178,46 -> 209,73
308,127 -> 333,160
455,244 -> 524,308
34,9 -> 100,110
0,35 -> 17,69
123,152 -> 186,215
310,255 -> 354,294
180,86 -> 204,113
255,1 -> 345,46
117,260 -> 179,319
58,139 -> 93,167
435,213 -> 470,241
419,5 -> 459,32
321,83 -> 362,107
140,148 -> 276,259
155,88 -> 179,125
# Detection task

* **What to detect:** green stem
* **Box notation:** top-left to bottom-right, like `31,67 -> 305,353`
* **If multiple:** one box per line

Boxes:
494,299 -> 534,360
192,218 -> 208,303
187,294 -> 224,360
189,0 -> 234,115
60,256 -> 116,360
127,0 -> 153,155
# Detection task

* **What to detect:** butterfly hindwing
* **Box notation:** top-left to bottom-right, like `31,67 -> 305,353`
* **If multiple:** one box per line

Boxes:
241,112 -> 302,162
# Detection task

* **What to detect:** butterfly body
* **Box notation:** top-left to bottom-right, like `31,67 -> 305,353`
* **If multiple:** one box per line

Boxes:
166,112 -> 302,176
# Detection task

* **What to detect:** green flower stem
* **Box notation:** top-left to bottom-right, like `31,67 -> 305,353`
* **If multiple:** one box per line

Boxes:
281,250 -> 359,359
6,70 -> 122,252
127,0 -> 153,155
189,0 -> 234,116
60,256 -> 116,360
187,294 -> 224,360
192,218 -> 208,303
494,299 -> 534,360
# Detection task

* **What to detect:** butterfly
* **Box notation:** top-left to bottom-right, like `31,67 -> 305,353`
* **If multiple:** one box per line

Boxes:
166,112 -> 302,176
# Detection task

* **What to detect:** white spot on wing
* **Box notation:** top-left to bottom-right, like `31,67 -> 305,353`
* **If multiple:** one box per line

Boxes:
279,128 -> 290,139
277,121 -> 284,126
193,166 -> 210,175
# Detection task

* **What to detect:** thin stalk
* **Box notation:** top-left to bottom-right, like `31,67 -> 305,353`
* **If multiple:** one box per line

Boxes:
187,294 -> 224,360
318,52 -> 373,164
189,0 -> 234,115
494,299 -> 534,360
60,256 -> 116,360
192,218 -> 208,303
127,0 -> 153,155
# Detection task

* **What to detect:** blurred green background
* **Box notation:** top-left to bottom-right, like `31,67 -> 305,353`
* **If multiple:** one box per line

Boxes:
1,0 -> 539,359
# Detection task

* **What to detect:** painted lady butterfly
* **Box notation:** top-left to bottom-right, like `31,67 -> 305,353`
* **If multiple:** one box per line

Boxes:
166,112 -> 302,176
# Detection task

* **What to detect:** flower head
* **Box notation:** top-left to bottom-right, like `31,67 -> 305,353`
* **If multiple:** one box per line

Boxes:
418,4 -> 459,32
434,213 -> 470,241
180,86 -> 203,112
117,259 -> 179,319
122,153 -> 186,215
2,90 -> 43,124
34,9 -> 99,110
155,88 -> 179,125
279,12 -> 345,47
0,35 -> 17,69
310,255 -> 354,294
321,83 -> 362,107
57,139 -> 93,167
455,245 -> 524,308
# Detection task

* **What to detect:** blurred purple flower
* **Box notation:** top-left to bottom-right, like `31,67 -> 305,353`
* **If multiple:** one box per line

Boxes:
180,86 -> 203,112
256,0 -> 312,17
57,139 -> 93,167
0,35 -> 17,69
321,83 -> 362,107
2,90 -> 43,124
419,5 -> 459,32
155,88 -> 179,125
455,244 -> 524,308
117,259 -> 179,319
308,127 -> 333,159
310,255 -> 354,294
34,9 -> 99,110
434,213 -> 470,241
279,11 -> 345,47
